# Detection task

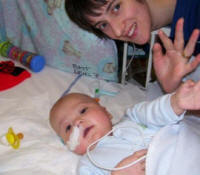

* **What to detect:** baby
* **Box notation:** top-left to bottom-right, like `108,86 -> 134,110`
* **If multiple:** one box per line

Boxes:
49,79 -> 200,175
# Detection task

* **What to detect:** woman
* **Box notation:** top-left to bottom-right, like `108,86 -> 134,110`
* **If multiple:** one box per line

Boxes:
65,0 -> 200,92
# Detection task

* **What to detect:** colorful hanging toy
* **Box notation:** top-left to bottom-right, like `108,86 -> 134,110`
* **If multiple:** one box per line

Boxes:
0,127 -> 24,149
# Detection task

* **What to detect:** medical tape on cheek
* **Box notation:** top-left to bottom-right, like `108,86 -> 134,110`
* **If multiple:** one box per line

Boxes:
66,126 -> 80,151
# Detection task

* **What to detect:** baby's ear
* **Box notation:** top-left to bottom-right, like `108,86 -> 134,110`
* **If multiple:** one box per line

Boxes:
102,107 -> 113,119
59,137 -> 65,145
94,97 -> 100,103
108,112 -> 113,120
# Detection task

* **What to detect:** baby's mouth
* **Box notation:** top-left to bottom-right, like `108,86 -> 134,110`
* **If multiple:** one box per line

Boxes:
83,126 -> 94,138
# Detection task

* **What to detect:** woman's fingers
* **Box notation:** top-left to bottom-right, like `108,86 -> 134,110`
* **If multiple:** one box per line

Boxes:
152,43 -> 163,59
188,53 -> 200,71
158,18 -> 199,59
158,29 -> 173,50
174,18 -> 185,52
184,29 -> 200,58
174,18 -> 199,58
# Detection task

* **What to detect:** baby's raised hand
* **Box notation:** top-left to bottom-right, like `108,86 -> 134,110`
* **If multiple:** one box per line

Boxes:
153,18 -> 200,93
171,80 -> 200,115
111,149 -> 147,175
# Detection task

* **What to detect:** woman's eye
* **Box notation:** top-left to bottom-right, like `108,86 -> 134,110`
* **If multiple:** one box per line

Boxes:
80,107 -> 87,114
113,3 -> 120,12
66,125 -> 71,132
99,23 -> 107,31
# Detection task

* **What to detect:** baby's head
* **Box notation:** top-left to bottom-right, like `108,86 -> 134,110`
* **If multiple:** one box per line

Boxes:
50,92 -> 113,155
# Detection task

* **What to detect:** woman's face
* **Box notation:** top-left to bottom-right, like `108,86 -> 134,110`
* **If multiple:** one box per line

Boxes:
88,0 -> 152,44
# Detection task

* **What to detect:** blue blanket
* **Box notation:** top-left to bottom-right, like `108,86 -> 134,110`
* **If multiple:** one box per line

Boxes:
0,0 -> 118,81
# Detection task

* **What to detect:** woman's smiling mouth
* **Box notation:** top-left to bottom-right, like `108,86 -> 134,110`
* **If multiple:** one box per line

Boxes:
128,23 -> 136,37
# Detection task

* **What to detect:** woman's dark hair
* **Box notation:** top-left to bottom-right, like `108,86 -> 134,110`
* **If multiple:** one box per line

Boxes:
65,0 -> 109,39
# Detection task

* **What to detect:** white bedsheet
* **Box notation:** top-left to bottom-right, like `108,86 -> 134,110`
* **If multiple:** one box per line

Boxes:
146,116 -> 200,175
0,59 -> 146,175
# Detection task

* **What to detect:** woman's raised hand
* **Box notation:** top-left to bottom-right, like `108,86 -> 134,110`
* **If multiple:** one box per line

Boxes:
153,18 -> 200,93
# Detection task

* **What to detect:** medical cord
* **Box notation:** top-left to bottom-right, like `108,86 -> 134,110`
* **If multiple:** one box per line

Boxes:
121,43 -> 135,82
126,44 -> 135,71
61,74 -> 82,97
86,126 -> 147,171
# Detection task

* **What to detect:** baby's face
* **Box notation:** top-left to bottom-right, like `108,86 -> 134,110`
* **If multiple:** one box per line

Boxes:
50,93 -> 112,155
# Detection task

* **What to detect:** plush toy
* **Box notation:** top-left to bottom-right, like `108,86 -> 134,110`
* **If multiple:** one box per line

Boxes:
0,60 -> 31,91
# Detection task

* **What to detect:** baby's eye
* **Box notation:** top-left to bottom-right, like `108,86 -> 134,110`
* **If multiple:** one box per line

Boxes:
66,125 -> 71,132
113,3 -> 120,12
80,107 -> 88,114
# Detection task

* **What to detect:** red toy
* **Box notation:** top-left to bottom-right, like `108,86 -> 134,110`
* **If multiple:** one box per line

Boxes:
0,60 -> 31,91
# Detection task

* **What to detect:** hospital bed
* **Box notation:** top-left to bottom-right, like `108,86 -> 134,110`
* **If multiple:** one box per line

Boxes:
1,1 -> 199,173
0,57 -> 146,175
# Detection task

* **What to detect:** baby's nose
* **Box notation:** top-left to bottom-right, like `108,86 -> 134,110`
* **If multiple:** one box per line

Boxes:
74,119 -> 83,127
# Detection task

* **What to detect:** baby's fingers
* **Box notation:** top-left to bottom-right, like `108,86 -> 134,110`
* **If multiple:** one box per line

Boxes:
141,159 -> 146,171
182,79 -> 196,89
134,149 -> 147,157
